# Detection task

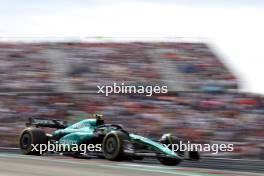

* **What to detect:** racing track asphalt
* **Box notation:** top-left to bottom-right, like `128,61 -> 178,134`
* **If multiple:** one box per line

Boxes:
0,150 -> 263,176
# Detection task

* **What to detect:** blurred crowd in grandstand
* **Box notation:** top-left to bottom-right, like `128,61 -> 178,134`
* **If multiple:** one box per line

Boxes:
0,42 -> 237,91
0,42 -> 263,159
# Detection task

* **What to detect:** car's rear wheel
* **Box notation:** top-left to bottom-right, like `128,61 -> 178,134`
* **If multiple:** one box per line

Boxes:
19,128 -> 48,155
102,131 -> 128,160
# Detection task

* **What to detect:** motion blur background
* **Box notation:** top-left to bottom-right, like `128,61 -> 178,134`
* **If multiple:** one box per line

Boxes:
0,0 -> 263,159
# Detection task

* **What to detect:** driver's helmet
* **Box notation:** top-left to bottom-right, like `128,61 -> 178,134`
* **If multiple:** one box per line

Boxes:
93,113 -> 104,126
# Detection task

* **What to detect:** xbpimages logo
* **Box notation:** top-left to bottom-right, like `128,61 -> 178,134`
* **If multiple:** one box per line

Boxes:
97,82 -> 168,96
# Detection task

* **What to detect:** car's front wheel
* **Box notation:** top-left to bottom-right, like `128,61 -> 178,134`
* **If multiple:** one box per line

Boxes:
158,157 -> 181,166
102,131 -> 128,160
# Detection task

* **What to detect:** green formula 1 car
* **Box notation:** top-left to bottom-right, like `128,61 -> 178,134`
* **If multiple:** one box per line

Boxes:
19,114 -> 199,166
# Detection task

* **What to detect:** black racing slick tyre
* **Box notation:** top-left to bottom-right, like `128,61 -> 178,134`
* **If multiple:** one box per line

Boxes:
159,134 -> 184,157
158,134 -> 182,166
102,131 -> 128,161
158,157 -> 181,166
19,128 -> 48,155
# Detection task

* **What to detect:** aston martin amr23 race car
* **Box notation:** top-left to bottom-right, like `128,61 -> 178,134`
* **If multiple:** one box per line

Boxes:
19,114 -> 199,166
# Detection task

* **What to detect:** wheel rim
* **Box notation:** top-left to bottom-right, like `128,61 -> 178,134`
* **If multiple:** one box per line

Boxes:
20,133 -> 31,149
105,136 -> 117,154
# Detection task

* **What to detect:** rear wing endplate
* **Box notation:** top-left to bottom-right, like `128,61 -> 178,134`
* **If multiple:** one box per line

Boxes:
26,118 -> 68,129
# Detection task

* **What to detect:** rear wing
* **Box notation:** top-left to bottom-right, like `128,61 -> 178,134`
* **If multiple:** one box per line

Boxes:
26,118 -> 68,129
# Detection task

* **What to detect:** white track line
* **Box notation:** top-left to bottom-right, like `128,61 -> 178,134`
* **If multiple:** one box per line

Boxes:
0,147 -> 20,150
0,153 -> 262,176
